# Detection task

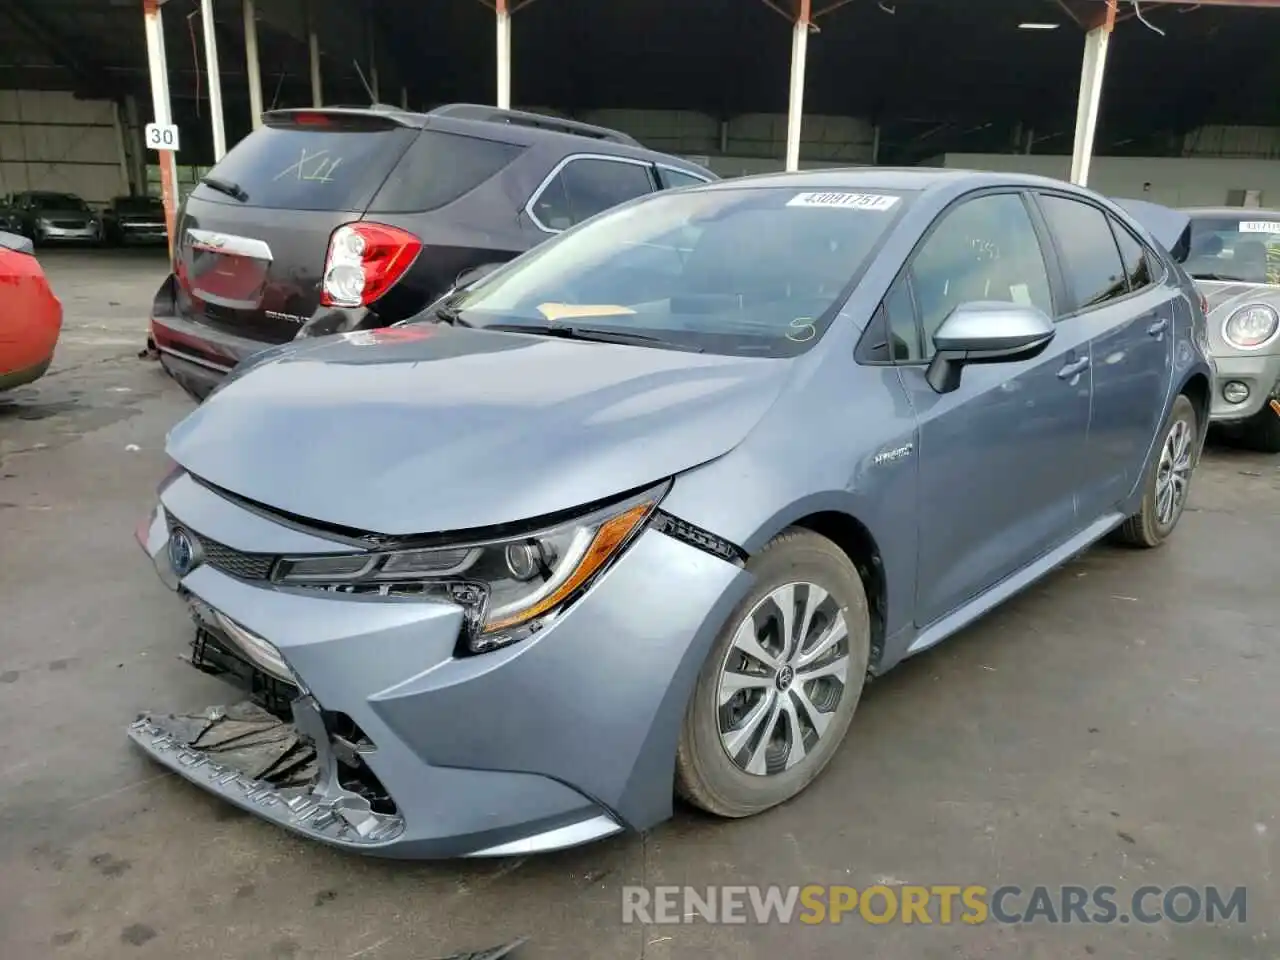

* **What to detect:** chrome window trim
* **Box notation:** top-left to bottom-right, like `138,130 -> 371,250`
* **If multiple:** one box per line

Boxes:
524,153 -> 659,235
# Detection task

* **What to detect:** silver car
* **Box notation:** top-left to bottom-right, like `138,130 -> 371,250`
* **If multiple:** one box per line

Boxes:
1179,208 -> 1280,451
132,169 -> 1212,858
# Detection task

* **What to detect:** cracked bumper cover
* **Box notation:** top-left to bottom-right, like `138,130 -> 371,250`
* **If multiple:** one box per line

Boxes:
132,474 -> 750,858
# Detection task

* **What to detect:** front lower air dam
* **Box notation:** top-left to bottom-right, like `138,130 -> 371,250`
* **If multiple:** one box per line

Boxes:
128,694 -> 407,847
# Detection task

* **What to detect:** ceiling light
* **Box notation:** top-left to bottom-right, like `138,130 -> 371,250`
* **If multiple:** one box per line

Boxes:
1018,22 -> 1061,29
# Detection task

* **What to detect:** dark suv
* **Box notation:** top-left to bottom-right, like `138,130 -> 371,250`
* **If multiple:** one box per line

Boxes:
148,103 -> 717,400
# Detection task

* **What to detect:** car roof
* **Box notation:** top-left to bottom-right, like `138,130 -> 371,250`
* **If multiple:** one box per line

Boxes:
262,103 -> 716,179
1180,206 -> 1280,219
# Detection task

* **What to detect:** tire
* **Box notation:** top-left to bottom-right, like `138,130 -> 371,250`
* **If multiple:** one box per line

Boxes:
1239,403 -> 1280,454
1115,394 -> 1198,548
675,528 -> 871,818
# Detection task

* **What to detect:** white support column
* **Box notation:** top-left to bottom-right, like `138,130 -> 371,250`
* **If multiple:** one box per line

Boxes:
308,3 -> 323,107
495,0 -> 512,110
784,0 -> 811,172
200,0 -> 227,161
142,0 -> 179,257
112,100 -> 132,194
400,85 -> 409,110
243,0 -> 263,129
1069,2 -> 1116,187
125,95 -> 146,193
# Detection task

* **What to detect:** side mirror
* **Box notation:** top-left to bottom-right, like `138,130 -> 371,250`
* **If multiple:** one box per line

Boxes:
925,301 -> 1056,394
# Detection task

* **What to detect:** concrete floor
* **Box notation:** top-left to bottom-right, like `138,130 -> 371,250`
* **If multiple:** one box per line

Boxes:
1,250 -> 1277,960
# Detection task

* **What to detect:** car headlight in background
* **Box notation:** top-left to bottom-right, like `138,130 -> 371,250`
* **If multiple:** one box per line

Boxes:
1222,304 -> 1280,350
273,483 -> 669,654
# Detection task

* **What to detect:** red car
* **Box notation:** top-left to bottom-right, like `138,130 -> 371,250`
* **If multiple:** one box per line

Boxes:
0,231 -> 62,390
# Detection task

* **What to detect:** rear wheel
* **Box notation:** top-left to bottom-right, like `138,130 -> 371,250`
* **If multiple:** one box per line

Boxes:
675,529 -> 870,818
1115,394 -> 1197,548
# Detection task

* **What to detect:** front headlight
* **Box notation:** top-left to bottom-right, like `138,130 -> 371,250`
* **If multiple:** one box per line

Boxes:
1222,304 -> 1280,350
273,483 -> 669,654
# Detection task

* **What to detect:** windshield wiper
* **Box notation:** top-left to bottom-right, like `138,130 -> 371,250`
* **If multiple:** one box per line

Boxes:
200,176 -> 248,203
486,323 -> 703,353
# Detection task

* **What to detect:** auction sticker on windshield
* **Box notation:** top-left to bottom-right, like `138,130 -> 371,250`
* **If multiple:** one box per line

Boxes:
1238,221 -> 1280,234
787,192 -> 900,211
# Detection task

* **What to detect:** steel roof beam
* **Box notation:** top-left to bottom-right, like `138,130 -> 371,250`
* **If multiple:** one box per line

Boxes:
1,0 -> 114,95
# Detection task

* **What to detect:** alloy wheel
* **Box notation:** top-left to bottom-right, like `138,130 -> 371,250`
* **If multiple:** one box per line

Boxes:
716,582 -> 850,777
1155,417 -> 1193,526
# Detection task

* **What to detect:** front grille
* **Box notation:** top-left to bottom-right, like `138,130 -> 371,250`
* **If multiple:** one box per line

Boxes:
198,535 -> 276,580
53,220 -> 88,229
166,513 -> 276,580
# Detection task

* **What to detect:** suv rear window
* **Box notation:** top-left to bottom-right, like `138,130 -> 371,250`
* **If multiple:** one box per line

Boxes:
367,130 -> 524,213
192,121 -> 417,212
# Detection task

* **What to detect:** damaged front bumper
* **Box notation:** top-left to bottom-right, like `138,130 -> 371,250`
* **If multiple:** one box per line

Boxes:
129,698 -> 405,845
131,471 -> 749,858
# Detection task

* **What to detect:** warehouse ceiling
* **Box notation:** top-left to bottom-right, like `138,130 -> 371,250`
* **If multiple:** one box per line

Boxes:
1,0 -> 1278,164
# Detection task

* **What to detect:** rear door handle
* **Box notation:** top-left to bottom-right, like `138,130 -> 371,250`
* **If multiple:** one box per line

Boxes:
1058,357 -> 1090,380
1148,318 -> 1169,336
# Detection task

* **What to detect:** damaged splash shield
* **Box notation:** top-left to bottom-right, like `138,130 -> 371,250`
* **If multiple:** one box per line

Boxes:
128,697 -> 405,847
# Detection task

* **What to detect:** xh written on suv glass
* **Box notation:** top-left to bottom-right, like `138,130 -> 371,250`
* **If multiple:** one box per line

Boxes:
444,186 -> 917,357
192,119 -> 418,212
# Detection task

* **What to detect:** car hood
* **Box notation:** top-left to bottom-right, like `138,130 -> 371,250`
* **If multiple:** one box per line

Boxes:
1194,280 -> 1280,355
166,325 -> 794,536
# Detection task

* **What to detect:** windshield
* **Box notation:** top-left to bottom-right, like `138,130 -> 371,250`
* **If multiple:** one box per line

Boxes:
1185,216 -> 1280,285
444,186 -> 915,357
32,194 -> 88,212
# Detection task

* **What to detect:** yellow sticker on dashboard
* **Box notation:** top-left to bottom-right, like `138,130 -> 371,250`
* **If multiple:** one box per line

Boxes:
537,303 -> 637,322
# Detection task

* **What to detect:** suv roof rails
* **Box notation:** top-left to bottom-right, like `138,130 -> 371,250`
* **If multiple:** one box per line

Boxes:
427,103 -> 641,147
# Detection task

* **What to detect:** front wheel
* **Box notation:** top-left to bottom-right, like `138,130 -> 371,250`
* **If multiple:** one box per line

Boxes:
675,529 -> 870,818
1115,394 -> 1198,548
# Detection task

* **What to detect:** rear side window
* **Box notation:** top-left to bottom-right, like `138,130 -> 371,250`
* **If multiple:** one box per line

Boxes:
657,167 -> 709,190
530,158 -> 655,231
368,130 -> 524,213
1110,219 -> 1154,292
1038,194 -> 1127,312
192,122 -> 417,212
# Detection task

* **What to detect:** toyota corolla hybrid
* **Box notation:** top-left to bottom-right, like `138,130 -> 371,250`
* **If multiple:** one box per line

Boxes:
131,169 -> 1211,858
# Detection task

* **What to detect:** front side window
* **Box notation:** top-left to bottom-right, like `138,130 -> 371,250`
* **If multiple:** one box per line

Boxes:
444,185 -> 916,357
1038,194 -> 1127,312
530,158 -> 655,232
909,192 -> 1053,354
1184,215 -> 1280,286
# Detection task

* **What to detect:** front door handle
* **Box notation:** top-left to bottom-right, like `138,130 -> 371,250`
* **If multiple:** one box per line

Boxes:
1148,317 -> 1169,337
1057,356 -> 1090,380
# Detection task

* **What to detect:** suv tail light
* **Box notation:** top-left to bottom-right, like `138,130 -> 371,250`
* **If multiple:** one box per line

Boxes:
321,222 -> 422,308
